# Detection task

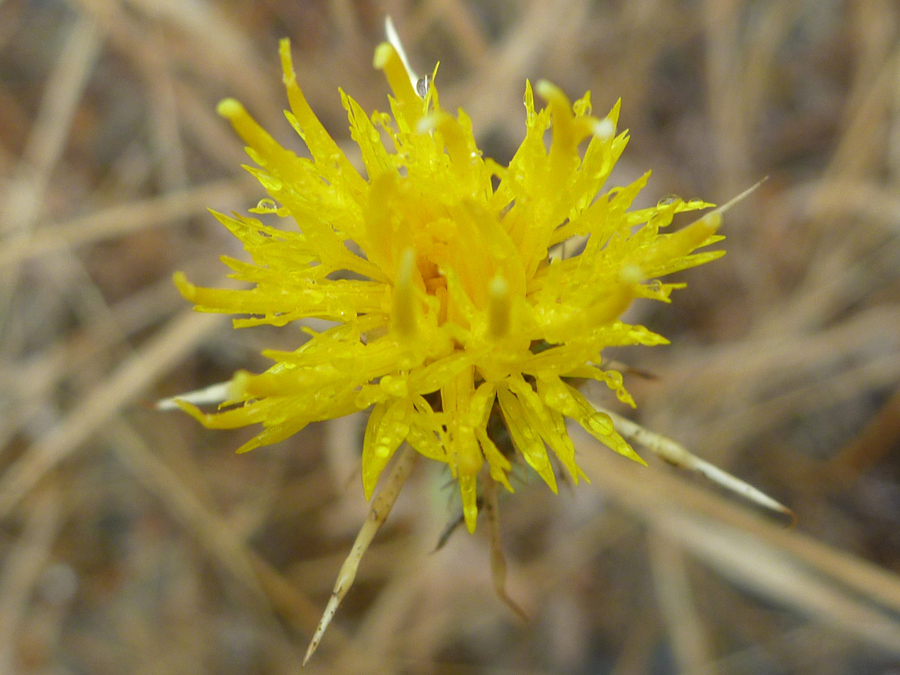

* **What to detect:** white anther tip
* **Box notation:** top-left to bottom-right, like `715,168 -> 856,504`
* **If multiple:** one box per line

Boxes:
593,117 -> 616,139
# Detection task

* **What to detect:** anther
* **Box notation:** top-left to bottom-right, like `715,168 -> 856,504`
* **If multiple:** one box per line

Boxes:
392,248 -> 418,338
592,117 -> 616,139
488,275 -> 511,339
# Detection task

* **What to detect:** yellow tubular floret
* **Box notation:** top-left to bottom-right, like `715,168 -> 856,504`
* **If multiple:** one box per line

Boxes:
496,386 -> 557,493
172,271 -> 197,302
362,399 -> 412,498
278,39 -> 364,193
216,98 -> 282,160
456,424 -> 484,533
421,112 -> 479,185
373,42 -> 423,127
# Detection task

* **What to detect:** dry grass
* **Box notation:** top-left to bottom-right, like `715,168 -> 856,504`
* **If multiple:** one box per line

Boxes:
2,1 -> 900,673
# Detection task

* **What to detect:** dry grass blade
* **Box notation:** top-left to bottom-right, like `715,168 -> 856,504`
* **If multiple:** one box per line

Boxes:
0,14 -> 102,326
648,535 -> 715,675
106,417 -> 351,649
0,15 -> 101,236
0,178 -> 258,268
0,310 -> 224,520
106,419 -> 263,597
822,382 -> 900,486
657,510 -> 900,656
577,437 -> 900,654
0,486 -> 61,672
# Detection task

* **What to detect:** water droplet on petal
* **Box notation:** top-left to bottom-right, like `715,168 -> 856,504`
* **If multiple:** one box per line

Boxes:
255,198 -> 279,213
657,194 -> 679,207
587,412 -> 614,436
380,375 -> 409,397
416,74 -> 430,98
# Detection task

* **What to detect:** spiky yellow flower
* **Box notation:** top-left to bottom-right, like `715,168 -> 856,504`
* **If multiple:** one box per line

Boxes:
174,38 -> 723,533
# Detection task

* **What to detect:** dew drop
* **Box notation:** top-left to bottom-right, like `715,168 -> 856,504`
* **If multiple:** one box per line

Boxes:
587,412 -> 614,436
657,194 -> 679,207
380,375 -> 408,397
416,74 -> 430,98
255,198 -> 278,213
354,388 -> 382,408
542,390 -> 561,406
301,289 -> 325,304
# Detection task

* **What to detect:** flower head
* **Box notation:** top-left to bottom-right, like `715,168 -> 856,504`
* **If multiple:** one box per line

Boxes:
174,38 -> 723,533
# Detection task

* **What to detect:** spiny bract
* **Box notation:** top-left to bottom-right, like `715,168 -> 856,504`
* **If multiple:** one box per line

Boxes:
174,38 -> 724,532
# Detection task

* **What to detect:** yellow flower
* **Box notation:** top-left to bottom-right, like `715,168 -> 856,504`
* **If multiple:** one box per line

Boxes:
174,38 -> 724,533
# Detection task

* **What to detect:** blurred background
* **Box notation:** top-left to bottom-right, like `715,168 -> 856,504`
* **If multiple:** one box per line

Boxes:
2,0 -> 900,673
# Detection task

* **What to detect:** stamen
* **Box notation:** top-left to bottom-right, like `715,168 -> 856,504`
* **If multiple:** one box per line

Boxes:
373,42 -> 422,123
392,247 -> 418,338
593,117 -> 616,139
216,98 -> 243,120
488,275 -> 511,339
216,98 -> 270,151
619,264 -> 644,285
535,79 -> 562,104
